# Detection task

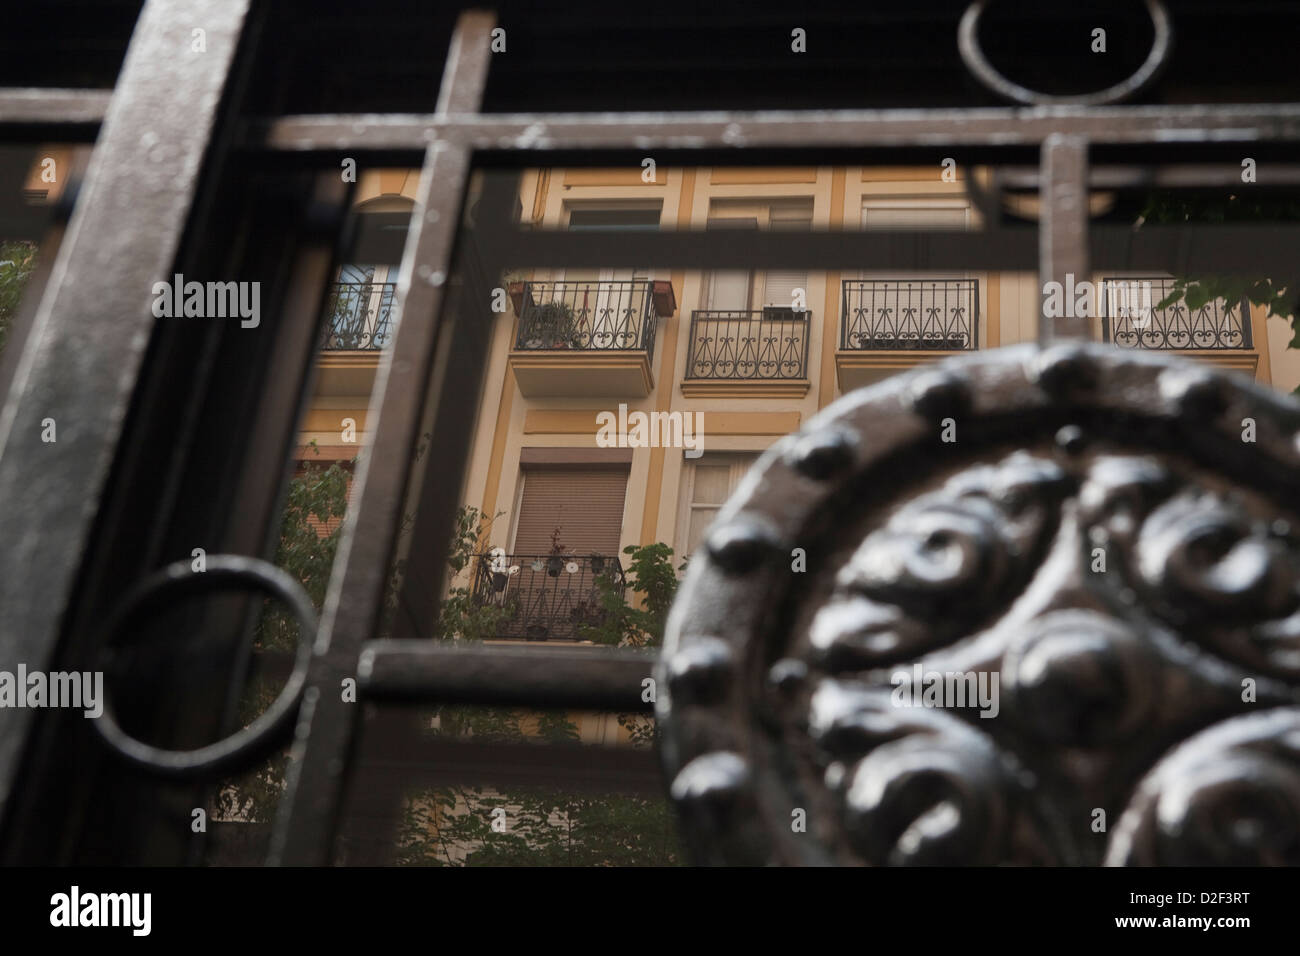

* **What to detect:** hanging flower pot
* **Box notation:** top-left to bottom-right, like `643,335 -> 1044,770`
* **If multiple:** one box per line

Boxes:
531,559 -> 544,573
547,556 -> 564,576
491,571 -> 508,592
590,555 -> 605,574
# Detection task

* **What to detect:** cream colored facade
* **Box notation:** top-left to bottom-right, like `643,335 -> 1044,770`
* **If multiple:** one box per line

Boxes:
307,163 -> 1300,588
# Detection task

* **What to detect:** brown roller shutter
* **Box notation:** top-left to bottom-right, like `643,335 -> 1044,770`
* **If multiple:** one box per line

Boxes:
512,466 -> 628,556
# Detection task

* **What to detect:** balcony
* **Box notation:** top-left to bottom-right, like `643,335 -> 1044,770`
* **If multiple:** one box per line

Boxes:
469,553 -> 627,642
321,280 -> 396,351
315,280 -> 398,394
1101,277 -> 1258,377
508,279 -> 674,398
682,307 -> 810,397
836,279 -> 979,391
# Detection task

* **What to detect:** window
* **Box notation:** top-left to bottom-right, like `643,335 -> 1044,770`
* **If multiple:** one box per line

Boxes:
559,204 -> 661,286
702,199 -> 812,311
677,453 -> 760,560
512,464 -> 630,557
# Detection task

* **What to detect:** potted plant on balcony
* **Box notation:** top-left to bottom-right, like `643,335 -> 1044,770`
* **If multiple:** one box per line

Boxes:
526,301 -> 577,349
546,526 -> 567,577
589,553 -> 606,575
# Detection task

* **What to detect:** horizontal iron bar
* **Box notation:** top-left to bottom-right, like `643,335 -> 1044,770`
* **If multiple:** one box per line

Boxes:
358,641 -> 657,713
0,88 -> 113,128
490,224 -> 1300,273
999,163 -> 1300,189
253,104 -> 1300,153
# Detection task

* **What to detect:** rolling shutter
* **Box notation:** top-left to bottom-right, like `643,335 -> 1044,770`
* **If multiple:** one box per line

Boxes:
512,466 -> 629,556
762,202 -> 812,307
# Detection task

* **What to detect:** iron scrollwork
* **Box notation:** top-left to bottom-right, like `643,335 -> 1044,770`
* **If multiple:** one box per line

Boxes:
657,344 -> 1300,865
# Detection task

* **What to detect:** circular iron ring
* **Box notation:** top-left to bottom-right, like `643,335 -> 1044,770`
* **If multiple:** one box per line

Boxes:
91,555 -> 317,778
958,0 -> 1172,106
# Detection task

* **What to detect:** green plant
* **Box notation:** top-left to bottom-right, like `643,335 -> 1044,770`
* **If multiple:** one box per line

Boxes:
527,301 -> 577,347
432,506 -> 513,642
0,239 -> 39,356
213,444 -> 352,826
398,537 -> 688,866
579,542 -> 685,649
255,446 -> 352,653
1136,193 -> 1299,385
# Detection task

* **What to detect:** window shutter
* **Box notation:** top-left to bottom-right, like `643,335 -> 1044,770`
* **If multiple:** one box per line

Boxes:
762,203 -> 810,307
703,217 -> 758,310
512,467 -> 629,556
680,454 -> 759,558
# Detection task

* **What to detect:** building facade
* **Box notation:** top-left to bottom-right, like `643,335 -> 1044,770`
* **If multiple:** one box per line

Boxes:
302,163 -> 1300,650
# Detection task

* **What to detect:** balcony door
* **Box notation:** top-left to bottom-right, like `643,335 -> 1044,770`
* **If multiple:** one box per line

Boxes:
858,200 -> 977,348
677,452 -> 761,561
703,201 -> 812,312
563,207 -> 660,348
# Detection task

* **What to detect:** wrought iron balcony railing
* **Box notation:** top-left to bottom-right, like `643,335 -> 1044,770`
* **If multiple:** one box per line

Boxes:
469,553 -> 628,642
321,280 -> 397,350
513,280 -> 657,353
841,279 -> 979,351
1101,277 -> 1252,350
686,308 -> 810,381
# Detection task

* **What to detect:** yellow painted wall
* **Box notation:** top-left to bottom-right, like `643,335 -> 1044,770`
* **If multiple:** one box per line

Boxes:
305,163 -> 1300,602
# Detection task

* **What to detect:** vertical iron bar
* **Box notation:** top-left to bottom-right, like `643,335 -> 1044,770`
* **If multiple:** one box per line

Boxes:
269,10 -> 496,866
0,0 -> 252,825
1039,134 -> 1091,343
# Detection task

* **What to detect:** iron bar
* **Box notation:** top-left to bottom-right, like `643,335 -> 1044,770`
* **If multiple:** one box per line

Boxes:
841,280 -> 978,351
1040,134 -> 1091,341
687,309 -> 810,380
1100,277 -> 1252,350
320,280 -> 398,350
0,88 -> 112,130
470,552 -> 628,642
0,0 -> 253,826
482,225 -> 1300,274
253,104 -> 1300,154
514,279 -> 656,352
270,10 -> 496,867
359,642 -> 656,713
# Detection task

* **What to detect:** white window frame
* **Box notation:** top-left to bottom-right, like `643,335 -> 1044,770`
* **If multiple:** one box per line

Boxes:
675,452 -> 761,562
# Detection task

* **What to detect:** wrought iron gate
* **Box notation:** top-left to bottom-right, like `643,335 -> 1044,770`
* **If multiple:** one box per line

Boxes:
1,0 -> 1298,865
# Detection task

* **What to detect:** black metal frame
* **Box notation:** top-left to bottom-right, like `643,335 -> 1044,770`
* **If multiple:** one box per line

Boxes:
1,1 -> 1299,865
513,279 -> 657,352
321,280 -> 398,350
686,309 -> 810,381
840,279 -> 979,351
469,552 -> 629,643
1099,276 -> 1253,350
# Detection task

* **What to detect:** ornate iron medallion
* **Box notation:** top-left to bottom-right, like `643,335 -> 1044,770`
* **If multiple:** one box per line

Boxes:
657,344 -> 1300,865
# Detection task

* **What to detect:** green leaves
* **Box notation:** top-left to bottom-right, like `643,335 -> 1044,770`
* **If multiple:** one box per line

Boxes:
578,541 -> 685,648
0,239 -> 39,356
1136,191 -> 1298,351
